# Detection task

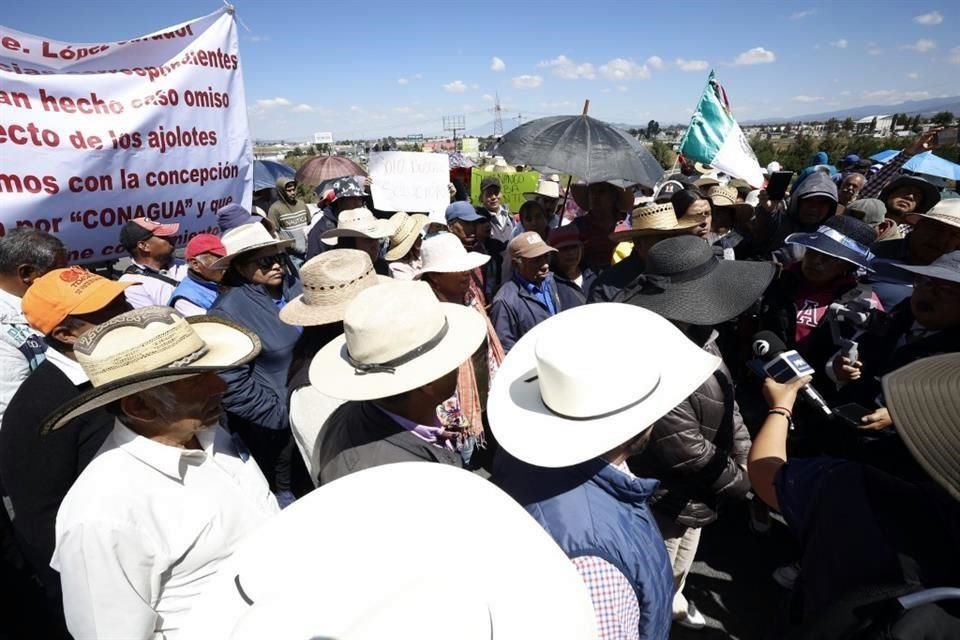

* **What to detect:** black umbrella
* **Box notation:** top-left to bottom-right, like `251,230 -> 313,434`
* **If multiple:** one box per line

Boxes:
490,103 -> 664,189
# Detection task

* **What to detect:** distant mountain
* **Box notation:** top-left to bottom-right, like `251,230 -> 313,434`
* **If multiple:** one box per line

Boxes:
743,96 -> 960,125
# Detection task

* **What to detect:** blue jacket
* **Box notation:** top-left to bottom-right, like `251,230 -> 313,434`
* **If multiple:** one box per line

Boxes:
209,277 -> 303,431
490,273 -> 561,352
554,268 -> 597,310
168,272 -> 219,311
494,454 -> 673,640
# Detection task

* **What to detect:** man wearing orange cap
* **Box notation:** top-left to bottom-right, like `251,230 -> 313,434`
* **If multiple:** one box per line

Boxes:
118,218 -> 188,309
168,234 -> 226,316
0,267 -> 132,622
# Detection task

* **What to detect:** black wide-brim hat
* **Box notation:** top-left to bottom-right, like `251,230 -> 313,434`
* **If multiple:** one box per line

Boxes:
620,236 -> 776,325
879,175 -> 940,214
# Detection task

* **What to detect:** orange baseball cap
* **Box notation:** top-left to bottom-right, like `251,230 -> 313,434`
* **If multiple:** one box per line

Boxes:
22,266 -> 136,335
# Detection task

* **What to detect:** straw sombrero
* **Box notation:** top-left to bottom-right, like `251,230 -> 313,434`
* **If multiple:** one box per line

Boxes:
309,281 -> 486,400
384,211 -> 429,261
42,306 -> 261,432
609,202 -> 698,241
182,463 -> 599,639
706,185 -> 753,217
279,249 -> 390,327
321,207 -> 394,246
882,353 -> 960,502
212,222 -> 293,270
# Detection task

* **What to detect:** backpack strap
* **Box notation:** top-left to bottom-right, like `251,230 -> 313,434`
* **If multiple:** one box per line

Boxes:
123,264 -> 180,287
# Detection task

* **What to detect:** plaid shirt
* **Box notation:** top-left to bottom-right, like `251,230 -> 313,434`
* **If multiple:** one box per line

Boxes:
859,151 -> 910,200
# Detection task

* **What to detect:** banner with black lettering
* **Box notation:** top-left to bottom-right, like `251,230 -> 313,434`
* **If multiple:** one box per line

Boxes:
0,8 -> 251,263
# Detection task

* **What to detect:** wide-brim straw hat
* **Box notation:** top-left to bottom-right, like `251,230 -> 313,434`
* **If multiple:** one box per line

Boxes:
524,180 -> 561,201
905,198 -> 960,228
321,207 -> 394,245
609,202 -> 698,241
622,235 -> 776,325
882,353 -> 960,502
415,232 -> 489,277
879,175 -> 940,215
42,307 -> 261,432
181,463 -> 599,640
212,222 -> 293,270
489,303 -> 720,468
707,185 -> 754,217
280,249 -> 390,327
384,212 -> 429,261
309,281 -> 486,400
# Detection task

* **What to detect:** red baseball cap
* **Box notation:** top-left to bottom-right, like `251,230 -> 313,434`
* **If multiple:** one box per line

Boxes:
119,218 -> 180,251
185,234 -> 227,260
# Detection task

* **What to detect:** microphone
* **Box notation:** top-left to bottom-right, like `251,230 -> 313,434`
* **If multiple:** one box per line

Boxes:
752,330 -> 833,417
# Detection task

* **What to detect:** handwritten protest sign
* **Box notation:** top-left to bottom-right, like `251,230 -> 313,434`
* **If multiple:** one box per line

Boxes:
368,151 -> 449,214
0,8 -> 251,263
470,169 -> 539,213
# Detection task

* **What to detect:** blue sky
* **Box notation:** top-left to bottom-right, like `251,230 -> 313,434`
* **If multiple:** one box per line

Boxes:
3,0 -> 958,140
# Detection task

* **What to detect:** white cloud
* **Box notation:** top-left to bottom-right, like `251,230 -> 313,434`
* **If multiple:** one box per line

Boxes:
907,72 -> 920,79
349,105 -> 363,113
867,47 -> 883,55
490,56 -> 505,71
793,95 -> 824,103
913,11 -> 943,26
291,104 -> 314,113
830,39 -> 848,49
949,46 -> 960,64
481,93 -> 494,102
539,100 -> 575,109
599,58 -> 651,81
397,78 -> 409,85
537,55 -> 596,79
394,106 -> 414,114
646,55 -> 664,69
618,85 -> 628,93
862,89 -> 931,102
734,47 -> 777,65
443,80 -> 468,93
675,58 -> 709,72
901,39 -> 936,52
397,73 -> 422,85
512,74 -> 543,89
256,97 -> 291,108
469,83 -> 480,90
791,9 -> 816,19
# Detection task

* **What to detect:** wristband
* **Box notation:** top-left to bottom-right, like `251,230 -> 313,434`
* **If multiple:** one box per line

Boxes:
768,409 -> 794,430
771,406 -> 793,417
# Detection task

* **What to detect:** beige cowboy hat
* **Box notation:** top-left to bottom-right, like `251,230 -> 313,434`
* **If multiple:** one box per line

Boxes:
882,353 -> 960,502
42,306 -> 261,433
309,280 -> 486,400
212,222 -> 293,270
182,463 -> 599,640
415,232 -> 489,277
609,202 -> 698,242
523,180 -> 562,201
279,249 -> 390,327
321,207 -> 394,246
384,211 -> 429,261
905,198 -> 960,229
488,303 -> 720,468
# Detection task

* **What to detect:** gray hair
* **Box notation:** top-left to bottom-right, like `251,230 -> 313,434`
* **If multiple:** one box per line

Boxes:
0,228 -> 66,275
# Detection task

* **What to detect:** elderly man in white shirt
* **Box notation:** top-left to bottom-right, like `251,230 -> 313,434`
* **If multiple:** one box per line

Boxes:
49,306 -> 279,640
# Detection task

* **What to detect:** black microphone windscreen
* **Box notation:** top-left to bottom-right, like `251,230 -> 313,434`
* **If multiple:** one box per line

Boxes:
752,330 -> 787,359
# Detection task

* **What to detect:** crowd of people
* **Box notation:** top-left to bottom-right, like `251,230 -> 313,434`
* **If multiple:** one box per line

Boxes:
0,127 -> 958,640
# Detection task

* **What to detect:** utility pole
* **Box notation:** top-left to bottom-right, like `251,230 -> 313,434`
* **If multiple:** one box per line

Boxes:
493,93 -> 503,138
442,115 -> 465,151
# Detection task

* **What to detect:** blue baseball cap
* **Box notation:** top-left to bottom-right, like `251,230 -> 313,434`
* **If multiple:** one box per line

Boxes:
445,201 -> 485,223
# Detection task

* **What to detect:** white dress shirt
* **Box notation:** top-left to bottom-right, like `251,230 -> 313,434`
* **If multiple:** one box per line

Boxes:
52,421 -> 279,640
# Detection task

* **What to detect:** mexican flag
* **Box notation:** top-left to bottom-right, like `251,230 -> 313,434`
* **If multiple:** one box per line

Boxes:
679,70 -> 764,188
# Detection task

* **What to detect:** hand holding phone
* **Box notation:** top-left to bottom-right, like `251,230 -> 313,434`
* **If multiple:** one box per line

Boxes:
766,171 -> 794,201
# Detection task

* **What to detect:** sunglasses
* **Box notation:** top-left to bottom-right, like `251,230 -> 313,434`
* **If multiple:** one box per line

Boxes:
244,253 -> 285,270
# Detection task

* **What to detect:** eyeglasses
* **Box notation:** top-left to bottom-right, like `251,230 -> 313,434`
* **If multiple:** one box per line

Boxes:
244,253 -> 285,270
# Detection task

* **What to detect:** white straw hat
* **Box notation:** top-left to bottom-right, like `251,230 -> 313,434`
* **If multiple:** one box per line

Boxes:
182,462 -> 599,640
415,232 -> 490,277
488,303 -> 720,468
212,222 -> 293,270
43,306 -> 261,432
321,207 -> 394,245
279,249 -> 390,327
524,180 -> 561,201
309,281 -> 486,400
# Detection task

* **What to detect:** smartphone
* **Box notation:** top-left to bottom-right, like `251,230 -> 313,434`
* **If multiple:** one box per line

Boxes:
766,171 -> 794,201
834,403 -> 873,428
936,127 -> 958,147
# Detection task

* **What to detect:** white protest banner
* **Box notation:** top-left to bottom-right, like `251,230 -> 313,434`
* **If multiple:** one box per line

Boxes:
368,151 -> 449,214
0,7 -> 251,263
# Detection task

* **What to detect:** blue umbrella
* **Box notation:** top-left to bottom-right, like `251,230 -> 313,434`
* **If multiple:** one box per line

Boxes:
869,149 -> 960,181
254,160 -> 296,191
